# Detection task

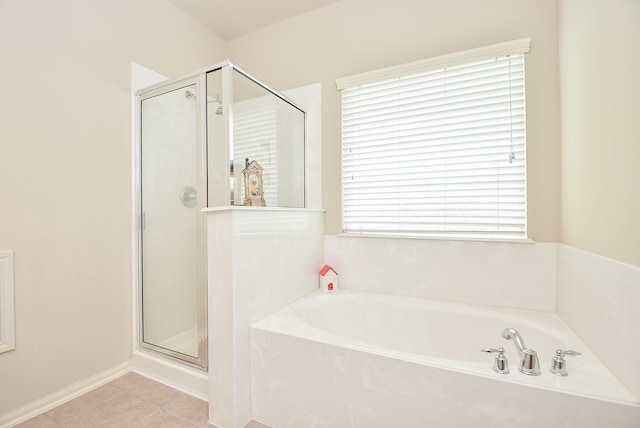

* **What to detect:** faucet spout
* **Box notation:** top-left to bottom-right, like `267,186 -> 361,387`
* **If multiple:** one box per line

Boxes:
501,328 -> 527,358
501,328 -> 541,376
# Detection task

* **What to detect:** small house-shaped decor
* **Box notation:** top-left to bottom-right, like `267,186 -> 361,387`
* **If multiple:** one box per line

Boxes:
319,264 -> 338,292
242,160 -> 266,207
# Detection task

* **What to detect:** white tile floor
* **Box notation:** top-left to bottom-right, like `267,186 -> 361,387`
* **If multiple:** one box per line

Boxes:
14,372 -> 269,428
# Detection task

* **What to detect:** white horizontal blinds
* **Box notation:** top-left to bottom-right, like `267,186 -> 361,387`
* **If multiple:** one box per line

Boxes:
233,102 -> 278,204
342,53 -> 526,237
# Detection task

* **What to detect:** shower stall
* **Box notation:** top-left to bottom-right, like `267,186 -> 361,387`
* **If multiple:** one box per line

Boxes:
135,62 -> 306,370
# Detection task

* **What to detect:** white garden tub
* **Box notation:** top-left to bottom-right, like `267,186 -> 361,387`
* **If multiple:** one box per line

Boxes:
250,290 -> 640,427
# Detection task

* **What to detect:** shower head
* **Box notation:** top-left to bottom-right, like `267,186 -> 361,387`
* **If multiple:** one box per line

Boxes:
211,94 -> 223,115
186,90 -> 222,115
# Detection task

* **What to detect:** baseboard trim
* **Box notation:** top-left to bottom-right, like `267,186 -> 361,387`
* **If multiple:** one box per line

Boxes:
0,361 -> 132,428
132,350 -> 208,401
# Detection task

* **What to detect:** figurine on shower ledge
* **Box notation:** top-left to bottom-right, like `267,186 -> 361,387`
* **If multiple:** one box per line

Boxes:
242,159 -> 266,207
250,178 -> 260,196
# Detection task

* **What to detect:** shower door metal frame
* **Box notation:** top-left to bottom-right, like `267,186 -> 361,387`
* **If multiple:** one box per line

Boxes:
135,74 -> 208,370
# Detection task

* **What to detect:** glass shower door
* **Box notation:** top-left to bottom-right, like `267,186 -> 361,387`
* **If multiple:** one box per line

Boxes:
139,80 -> 206,368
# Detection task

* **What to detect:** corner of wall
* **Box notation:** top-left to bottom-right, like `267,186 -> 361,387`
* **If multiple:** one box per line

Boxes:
556,244 -> 640,401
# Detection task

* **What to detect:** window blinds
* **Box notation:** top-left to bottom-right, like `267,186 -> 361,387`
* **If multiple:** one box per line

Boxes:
340,47 -> 528,238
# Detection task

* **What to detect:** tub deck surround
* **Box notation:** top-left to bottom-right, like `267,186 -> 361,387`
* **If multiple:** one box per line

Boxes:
206,208 -> 325,428
250,290 -> 640,427
557,244 -> 640,402
324,235 -> 557,312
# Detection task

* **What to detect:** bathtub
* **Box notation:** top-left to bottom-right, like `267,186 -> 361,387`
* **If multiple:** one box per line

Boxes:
250,290 -> 640,427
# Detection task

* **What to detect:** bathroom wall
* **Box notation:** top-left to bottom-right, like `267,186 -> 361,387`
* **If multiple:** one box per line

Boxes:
557,0 -> 640,402
559,0 -> 640,268
0,0 -> 225,416
324,237 -> 557,312
228,0 -> 561,243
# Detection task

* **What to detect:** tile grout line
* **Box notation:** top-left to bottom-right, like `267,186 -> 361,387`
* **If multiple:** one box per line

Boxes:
55,389 -> 128,428
16,372 -> 219,428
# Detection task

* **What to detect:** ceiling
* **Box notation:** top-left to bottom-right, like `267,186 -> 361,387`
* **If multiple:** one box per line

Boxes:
168,0 -> 340,40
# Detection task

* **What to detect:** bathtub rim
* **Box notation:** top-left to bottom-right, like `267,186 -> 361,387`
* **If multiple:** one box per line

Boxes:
251,288 -> 640,407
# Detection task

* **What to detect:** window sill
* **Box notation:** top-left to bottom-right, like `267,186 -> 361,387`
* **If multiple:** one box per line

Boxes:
337,232 -> 534,244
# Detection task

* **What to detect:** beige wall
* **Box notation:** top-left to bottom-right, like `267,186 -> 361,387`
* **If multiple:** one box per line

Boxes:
0,0 -> 225,413
228,0 -> 561,241
559,0 -> 640,267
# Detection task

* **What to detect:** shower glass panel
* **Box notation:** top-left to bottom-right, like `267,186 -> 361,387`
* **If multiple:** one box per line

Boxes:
226,69 -> 305,208
139,82 -> 204,367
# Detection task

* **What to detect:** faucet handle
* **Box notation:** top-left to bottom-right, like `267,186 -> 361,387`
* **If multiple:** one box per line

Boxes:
558,349 -> 581,357
481,347 -> 509,374
550,349 -> 581,376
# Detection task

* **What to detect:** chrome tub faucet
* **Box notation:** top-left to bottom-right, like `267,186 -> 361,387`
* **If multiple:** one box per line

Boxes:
481,347 -> 509,374
502,328 -> 541,376
550,349 -> 582,376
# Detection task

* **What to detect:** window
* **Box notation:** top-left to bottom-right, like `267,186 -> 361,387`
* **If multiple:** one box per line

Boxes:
338,39 -> 530,239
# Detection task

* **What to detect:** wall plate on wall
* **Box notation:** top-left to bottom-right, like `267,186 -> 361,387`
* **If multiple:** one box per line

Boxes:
0,250 -> 15,353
